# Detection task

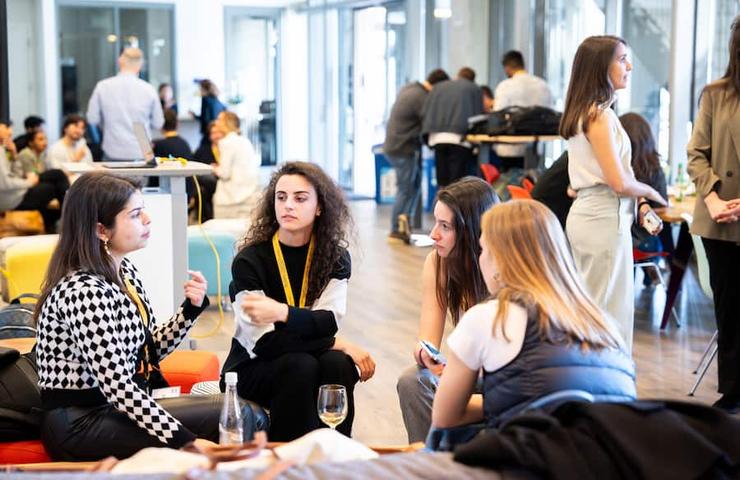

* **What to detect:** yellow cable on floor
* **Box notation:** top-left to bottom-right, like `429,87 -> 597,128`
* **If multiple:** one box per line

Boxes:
188,173 -> 226,339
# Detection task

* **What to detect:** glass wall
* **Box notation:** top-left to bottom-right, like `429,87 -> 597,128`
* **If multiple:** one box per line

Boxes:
224,8 -> 280,166
544,0 -> 606,111
693,0 -> 739,116
58,6 -> 116,116
57,3 -> 174,117
621,0 -> 672,158
707,0 -> 738,81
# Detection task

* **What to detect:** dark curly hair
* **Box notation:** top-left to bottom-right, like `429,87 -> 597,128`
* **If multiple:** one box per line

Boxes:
240,161 -> 353,305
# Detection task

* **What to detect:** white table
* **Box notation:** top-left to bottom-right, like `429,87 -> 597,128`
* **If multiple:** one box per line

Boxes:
66,162 -> 213,321
466,134 -> 562,169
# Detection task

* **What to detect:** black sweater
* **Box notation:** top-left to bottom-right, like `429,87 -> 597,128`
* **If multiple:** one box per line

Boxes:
223,239 -> 351,372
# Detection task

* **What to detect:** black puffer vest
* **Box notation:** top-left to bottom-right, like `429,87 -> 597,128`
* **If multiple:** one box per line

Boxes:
483,315 -> 636,424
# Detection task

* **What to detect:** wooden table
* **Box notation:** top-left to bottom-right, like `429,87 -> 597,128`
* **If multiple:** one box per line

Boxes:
0,337 -> 35,353
655,195 -> 696,223
654,195 -> 697,329
8,443 -> 426,472
466,134 -> 562,169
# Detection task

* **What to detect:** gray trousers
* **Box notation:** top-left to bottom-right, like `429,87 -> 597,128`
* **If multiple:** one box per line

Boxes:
396,364 -> 439,443
567,185 -> 635,351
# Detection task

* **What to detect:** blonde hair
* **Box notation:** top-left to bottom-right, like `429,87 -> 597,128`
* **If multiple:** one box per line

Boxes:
119,47 -> 143,69
219,111 -> 240,134
481,200 -> 623,351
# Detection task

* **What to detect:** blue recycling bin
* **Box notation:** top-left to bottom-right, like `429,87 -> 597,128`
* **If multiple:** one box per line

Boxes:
373,144 -> 436,212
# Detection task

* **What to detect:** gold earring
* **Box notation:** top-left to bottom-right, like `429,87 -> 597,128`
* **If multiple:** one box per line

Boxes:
103,239 -> 111,255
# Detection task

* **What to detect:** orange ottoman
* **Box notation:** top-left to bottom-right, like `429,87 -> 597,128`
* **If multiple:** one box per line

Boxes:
160,350 -> 220,394
0,440 -> 51,464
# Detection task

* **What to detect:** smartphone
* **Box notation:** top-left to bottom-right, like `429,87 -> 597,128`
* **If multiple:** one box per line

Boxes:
419,340 -> 447,365
642,208 -> 662,235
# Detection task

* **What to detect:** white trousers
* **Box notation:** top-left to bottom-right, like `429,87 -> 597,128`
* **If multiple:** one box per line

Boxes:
567,185 -> 635,351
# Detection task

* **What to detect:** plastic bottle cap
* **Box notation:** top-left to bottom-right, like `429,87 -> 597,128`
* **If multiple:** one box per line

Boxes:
225,372 -> 238,385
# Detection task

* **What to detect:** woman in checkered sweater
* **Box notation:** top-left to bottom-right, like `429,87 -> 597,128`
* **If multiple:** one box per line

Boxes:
34,173 -> 226,461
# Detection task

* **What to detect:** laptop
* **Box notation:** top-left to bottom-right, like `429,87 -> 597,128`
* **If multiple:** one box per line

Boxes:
100,122 -> 157,169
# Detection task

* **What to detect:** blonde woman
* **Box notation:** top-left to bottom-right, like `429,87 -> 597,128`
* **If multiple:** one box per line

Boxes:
430,200 -> 635,447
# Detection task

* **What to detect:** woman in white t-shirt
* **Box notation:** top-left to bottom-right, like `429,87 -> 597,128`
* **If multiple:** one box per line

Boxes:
560,36 -> 666,350
430,200 -> 635,448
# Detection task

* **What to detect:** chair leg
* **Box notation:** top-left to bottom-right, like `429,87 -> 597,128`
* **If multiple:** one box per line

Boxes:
693,330 -> 719,374
689,342 -> 718,396
650,264 -> 681,327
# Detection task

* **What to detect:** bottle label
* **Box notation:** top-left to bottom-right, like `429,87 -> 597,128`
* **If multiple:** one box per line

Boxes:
152,386 -> 181,399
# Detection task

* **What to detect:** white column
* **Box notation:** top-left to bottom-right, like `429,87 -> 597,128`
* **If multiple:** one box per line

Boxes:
667,0 -> 695,181
39,0 -> 59,138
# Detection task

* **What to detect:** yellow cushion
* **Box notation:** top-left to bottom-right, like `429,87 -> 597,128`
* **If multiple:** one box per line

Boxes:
3,236 -> 58,301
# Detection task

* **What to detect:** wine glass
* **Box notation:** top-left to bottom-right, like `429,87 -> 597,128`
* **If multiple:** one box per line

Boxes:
317,384 -> 348,430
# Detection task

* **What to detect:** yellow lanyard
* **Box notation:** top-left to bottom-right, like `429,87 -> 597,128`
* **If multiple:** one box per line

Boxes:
272,231 -> 315,307
124,277 -> 155,380
212,145 -> 220,165
124,278 -> 149,327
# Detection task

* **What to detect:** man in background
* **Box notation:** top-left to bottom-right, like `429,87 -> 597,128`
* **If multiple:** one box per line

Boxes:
46,114 -> 93,167
421,67 -> 483,187
87,47 -> 164,160
384,68 -> 449,243
493,50 -> 552,171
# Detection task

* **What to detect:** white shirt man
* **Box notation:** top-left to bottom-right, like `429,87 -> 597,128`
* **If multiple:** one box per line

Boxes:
494,51 -> 552,160
47,115 -> 93,168
87,47 -> 164,160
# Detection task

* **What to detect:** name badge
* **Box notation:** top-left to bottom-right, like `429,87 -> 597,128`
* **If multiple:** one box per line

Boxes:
152,386 -> 181,399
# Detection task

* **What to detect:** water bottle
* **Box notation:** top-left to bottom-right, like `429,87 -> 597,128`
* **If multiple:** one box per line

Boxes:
219,371 -> 243,445
676,162 -> 687,202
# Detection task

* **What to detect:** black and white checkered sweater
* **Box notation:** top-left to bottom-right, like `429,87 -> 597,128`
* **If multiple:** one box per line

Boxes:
36,258 -> 206,448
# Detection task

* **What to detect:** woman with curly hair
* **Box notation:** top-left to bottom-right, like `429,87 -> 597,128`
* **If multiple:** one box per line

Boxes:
221,161 -> 375,441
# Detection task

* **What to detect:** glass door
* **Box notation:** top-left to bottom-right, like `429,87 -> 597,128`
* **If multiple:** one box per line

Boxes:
57,3 -> 174,117
339,2 -> 406,196
224,8 -> 280,166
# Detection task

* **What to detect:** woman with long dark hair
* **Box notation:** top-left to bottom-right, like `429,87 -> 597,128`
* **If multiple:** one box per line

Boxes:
619,112 -> 674,256
222,161 -> 375,441
34,172 -> 244,461
687,16 -> 740,413
396,176 -> 499,443
560,36 -> 666,352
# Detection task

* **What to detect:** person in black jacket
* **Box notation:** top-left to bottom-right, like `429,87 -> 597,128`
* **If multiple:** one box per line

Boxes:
190,80 -> 226,148
619,113 -> 674,256
531,151 -> 572,229
222,162 -> 376,441
421,67 -> 483,187
154,109 -> 217,221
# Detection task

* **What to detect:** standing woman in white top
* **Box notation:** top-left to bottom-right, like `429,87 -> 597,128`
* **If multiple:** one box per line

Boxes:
560,36 -> 666,351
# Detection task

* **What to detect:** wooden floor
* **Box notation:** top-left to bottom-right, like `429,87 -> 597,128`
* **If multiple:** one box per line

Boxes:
193,200 -> 720,445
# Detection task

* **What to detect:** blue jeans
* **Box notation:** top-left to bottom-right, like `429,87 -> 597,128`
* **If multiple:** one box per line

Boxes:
387,151 -> 421,233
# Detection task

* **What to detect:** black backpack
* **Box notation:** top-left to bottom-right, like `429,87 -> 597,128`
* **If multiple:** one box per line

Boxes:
0,347 -> 43,441
0,294 -> 38,339
470,106 -> 562,136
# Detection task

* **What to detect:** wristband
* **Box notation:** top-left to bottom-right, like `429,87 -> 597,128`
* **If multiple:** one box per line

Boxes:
413,344 -> 425,367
